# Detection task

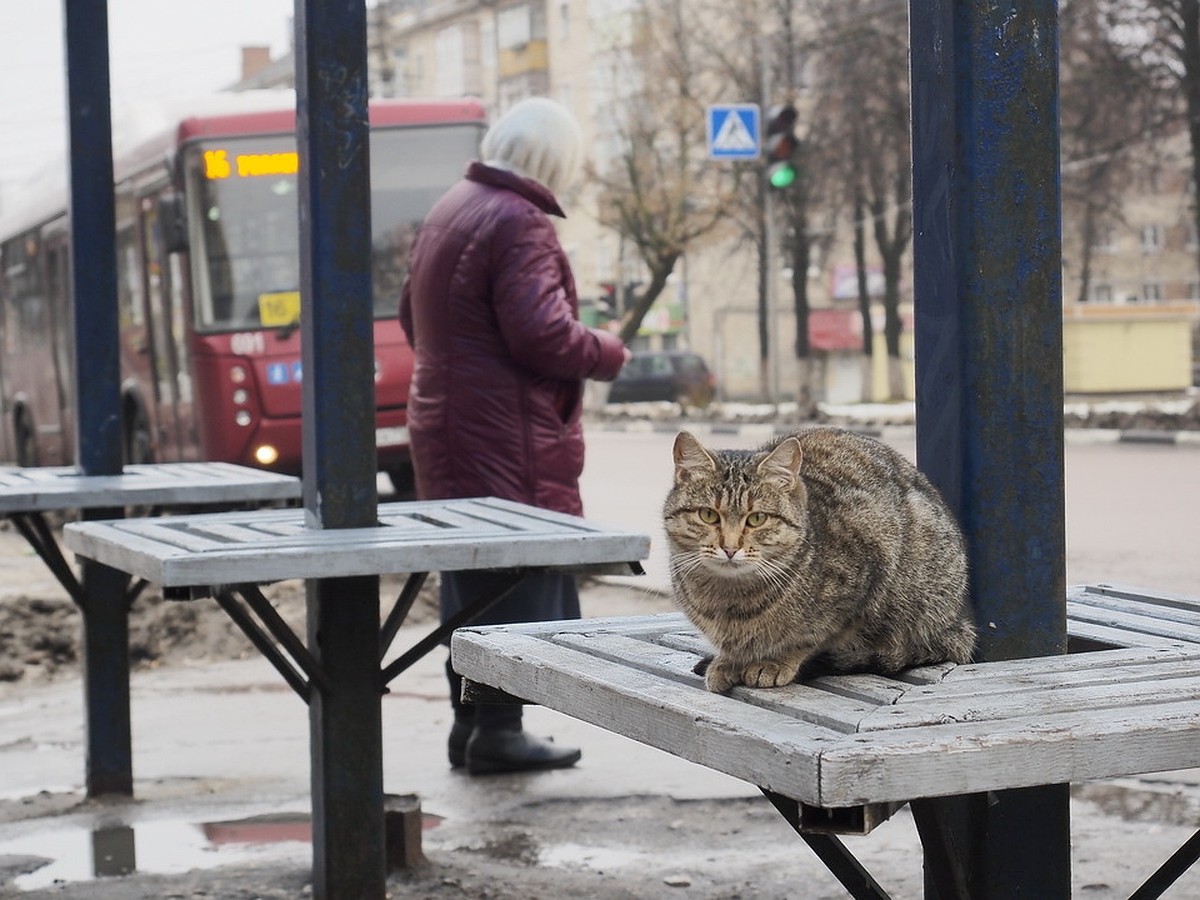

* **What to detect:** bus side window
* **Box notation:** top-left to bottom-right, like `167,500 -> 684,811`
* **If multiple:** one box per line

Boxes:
116,226 -> 145,329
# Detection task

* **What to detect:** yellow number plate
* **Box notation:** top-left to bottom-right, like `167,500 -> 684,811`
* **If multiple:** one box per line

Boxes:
259,291 -> 301,327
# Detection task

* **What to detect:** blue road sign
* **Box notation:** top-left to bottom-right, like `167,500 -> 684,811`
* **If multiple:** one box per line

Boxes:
707,104 -> 761,160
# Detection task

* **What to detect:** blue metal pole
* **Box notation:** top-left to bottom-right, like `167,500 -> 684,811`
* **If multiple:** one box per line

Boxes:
64,0 -> 121,475
294,2 -> 384,897
909,0 -> 1069,895
295,0 -> 378,530
63,0 -> 133,799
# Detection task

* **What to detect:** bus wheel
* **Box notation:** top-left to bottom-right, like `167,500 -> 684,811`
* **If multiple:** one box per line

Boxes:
14,411 -> 39,467
124,406 -> 153,465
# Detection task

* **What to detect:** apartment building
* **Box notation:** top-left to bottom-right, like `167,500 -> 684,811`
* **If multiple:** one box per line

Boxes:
238,2 -> 1198,398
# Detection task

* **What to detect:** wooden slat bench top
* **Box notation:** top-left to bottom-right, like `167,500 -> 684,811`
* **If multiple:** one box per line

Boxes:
451,584 -> 1200,811
62,496 -> 651,587
0,462 -> 300,513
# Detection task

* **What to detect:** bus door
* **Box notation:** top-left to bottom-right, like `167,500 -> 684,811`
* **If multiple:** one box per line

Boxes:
138,193 -> 192,462
41,226 -> 74,465
1,226 -> 71,467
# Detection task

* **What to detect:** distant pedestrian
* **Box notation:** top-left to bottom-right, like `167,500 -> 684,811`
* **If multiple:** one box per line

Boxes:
399,96 -> 629,775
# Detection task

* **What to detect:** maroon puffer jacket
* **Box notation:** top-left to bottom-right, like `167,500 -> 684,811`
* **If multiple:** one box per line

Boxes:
399,162 -> 627,516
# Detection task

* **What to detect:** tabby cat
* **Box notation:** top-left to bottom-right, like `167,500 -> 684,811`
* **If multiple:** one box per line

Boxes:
663,428 -> 976,693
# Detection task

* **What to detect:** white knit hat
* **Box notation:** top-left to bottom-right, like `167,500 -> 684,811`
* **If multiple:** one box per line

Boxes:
481,97 -> 583,198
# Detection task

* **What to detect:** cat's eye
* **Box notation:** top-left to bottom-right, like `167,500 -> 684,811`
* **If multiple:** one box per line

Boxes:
697,507 -> 719,524
746,512 -> 768,527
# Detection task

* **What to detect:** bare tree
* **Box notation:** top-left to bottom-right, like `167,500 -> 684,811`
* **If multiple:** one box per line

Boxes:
590,0 -> 735,346
1103,0 -> 1200,277
820,1 -> 912,400
1061,0 -> 1166,303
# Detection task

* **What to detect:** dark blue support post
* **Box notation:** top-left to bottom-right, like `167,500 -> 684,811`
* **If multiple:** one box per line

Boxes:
909,1 -> 1069,897
63,0 -> 133,798
294,2 -> 384,897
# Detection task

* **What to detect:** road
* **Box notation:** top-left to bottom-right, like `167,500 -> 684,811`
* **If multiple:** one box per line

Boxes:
579,426 -> 1200,598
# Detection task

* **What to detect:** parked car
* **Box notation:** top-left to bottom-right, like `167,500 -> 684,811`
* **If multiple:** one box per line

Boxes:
608,350 -> 717,408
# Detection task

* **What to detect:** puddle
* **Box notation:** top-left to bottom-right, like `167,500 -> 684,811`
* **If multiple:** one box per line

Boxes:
0,807 -> 446,890
0,812 -> 312,890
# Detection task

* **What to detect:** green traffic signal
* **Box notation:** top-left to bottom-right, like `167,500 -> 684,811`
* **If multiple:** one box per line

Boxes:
769,162 -> 797,189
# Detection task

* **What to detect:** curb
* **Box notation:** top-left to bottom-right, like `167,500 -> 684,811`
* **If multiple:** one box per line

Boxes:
585,419 -> 1200,447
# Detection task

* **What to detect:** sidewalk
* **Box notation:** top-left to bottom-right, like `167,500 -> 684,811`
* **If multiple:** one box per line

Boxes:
587,392 -> 1200,446
4,587 -> 1200,898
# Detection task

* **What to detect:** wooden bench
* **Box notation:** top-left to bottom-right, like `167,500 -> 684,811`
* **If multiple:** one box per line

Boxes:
62,496 -> 650,878
0,461 -> 303,796
452,583 -> 1200,897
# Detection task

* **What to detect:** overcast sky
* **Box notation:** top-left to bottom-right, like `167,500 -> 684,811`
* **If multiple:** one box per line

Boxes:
0,0 -> 293,212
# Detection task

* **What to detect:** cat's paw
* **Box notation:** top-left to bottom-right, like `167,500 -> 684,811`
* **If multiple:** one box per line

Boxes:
742,661 -> 801,688
693,656 -> 713,676
703,659 -> 738,693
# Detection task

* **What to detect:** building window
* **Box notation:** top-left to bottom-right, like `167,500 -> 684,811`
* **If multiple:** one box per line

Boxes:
1090,283 -> 1112,304
498,5 -> 534,50
1188,282 -> 1200,301
1141,224 -> 1164,253
1092,222 -> 1116,251
560,1 -> 570,38
1142,282 -> 1162,303
435,25 -> 466,96
1188,220 -> 1198,250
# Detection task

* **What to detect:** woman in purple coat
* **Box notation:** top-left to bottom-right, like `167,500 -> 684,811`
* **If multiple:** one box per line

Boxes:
400,97 -> 629,775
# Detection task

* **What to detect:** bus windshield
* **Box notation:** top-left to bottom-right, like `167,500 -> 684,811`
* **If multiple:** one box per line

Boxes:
183,123 -> 480,333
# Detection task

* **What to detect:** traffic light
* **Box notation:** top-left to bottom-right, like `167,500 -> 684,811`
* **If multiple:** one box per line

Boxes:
764,103 -> 799,189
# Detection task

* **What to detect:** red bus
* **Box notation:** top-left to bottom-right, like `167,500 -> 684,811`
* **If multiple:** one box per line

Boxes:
0,92 -> 486,491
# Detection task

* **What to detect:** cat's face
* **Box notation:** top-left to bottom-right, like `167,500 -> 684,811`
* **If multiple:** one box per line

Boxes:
663,432 -> 807,582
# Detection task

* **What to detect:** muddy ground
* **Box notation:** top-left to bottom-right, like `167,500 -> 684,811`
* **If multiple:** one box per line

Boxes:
1,396 -> 1199,898
3,521 -> 1200,900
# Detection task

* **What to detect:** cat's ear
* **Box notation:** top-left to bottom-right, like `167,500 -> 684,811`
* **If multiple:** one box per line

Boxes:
673,431 -> 716,483
759,437 -> 803,489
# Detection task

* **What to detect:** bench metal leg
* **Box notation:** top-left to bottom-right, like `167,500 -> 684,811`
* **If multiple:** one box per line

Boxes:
11,512 -> 86,607
308,574 -> 385,900
80,558 -> 134,797
909,799 -> 971,900
911,788 -> 1071,899
213,587 -> 325,702
761,790 -> 893,900
380,571 -> 527,686
1128,829 -> 1200,900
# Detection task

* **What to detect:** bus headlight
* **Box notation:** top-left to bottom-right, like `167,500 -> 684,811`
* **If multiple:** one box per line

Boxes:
235,410 -> 252,427
233,389 -> 248,405
254,444 -> 280,466
230,365 -> 248,384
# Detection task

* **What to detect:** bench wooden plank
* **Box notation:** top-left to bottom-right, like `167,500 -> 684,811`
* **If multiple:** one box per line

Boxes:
858,669 -> 1200,732
63,497 -> 651,586
453,630 -> 838,805
816,698 -> 1200,806
549,631 -> 885,733
0,462 -> 299,512
452,589 -> 1200,812
1067,601 -> 1200,645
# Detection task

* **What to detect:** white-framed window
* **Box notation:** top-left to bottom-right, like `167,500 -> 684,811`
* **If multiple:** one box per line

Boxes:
435,25 -> 465,97
1090,283 -> 1112,304
498,5 -> 532,50
1141,224 -> 1164,253
1142,282 -> 1162,303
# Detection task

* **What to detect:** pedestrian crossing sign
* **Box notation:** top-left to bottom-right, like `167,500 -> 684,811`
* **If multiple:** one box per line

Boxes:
707,103 -> 760,160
